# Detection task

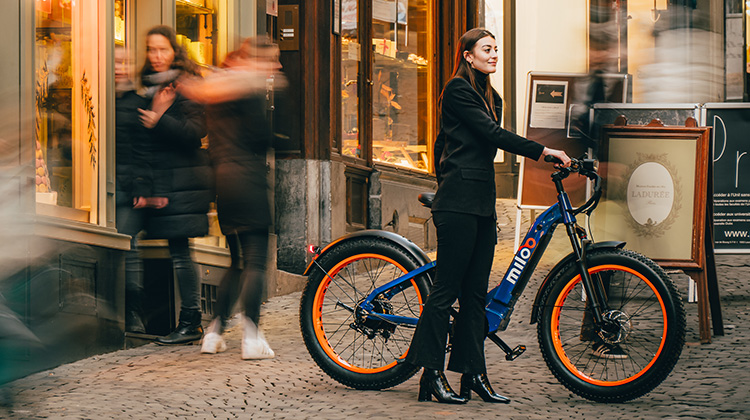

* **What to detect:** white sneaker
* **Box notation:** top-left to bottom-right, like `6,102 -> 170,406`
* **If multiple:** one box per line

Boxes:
241,335 -> 275,360
201,332 -> 227,354
200,318 -> 227,354
241,316 -> 274,359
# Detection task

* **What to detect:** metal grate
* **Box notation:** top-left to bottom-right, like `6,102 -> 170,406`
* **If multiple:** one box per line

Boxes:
200,283 -> 218,317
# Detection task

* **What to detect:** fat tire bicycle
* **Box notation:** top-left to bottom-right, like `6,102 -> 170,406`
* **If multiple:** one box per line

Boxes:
299,157 -> 686,402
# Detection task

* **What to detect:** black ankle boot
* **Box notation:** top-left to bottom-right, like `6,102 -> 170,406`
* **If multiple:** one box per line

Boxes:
125,289 -> 145,334
125,309 -> 146,334
417,369 -> 468,404
460,373 -> 510,403
155,310 -> 203,345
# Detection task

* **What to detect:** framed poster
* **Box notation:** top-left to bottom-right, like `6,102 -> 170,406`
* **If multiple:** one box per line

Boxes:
591,121 -> 710,267
530,80 -> 568,129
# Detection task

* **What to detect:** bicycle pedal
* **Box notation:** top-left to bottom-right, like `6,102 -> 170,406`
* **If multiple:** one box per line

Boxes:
505,345 -> 526,361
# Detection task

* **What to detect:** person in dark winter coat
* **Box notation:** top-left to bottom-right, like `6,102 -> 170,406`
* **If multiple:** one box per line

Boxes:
115,45 -> 152,333
179,37 -> 285,359
137,25 -> 212,345
404,28 -> 570,405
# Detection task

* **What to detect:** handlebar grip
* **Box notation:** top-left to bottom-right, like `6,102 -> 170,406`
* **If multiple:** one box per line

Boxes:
544,155 -> 563,165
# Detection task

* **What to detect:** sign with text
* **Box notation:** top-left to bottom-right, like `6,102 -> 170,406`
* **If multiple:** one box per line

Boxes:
703,104 -> 750,253
519,72 -> 630,208
593,122 -> 710,267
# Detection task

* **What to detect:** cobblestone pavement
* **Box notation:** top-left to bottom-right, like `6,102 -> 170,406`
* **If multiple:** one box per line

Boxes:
2,200 -> 749,419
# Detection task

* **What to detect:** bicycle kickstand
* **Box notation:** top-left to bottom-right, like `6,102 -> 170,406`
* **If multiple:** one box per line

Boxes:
488,333 -> 526,361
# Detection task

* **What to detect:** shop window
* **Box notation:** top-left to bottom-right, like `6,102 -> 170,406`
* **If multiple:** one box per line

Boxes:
371,0 -> 434,172
176,0 -> 229,249
341,0 -> 361,158
176,0 -> 219,67
115,0 -> 126,46
34,0 -> 100,223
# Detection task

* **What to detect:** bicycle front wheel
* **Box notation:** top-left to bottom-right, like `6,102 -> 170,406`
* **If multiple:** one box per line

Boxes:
299,237 -> 430,390
537,248 -> 685,402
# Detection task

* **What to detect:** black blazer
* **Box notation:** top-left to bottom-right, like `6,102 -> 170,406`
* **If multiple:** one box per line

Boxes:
432,77 -> 545,218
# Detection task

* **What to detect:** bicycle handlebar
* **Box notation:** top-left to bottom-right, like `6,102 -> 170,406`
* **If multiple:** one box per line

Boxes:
544,155 -> 602,216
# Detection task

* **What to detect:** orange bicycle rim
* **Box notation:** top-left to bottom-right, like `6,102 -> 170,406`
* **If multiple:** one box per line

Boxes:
312,253 -> 424,374
550,264 -> 668,387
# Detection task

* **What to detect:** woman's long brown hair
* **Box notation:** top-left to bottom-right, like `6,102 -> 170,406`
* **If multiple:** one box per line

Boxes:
448,28 -> 498,121
140,25 -> 201,83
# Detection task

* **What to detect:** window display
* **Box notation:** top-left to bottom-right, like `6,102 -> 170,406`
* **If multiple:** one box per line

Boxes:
176,0 -> 218,67
35,0 -> 100,222
370,0 -> 433,172
176,0 -> 226,248
341,0 -> 361,158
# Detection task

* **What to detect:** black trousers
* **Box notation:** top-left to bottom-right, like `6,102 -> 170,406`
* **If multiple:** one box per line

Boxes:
406,211 -> 497,374
214,230 -> 269,327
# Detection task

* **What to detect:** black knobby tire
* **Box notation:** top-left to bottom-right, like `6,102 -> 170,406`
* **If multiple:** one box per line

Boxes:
299,237 -> 431,390
537,248 -> 686,402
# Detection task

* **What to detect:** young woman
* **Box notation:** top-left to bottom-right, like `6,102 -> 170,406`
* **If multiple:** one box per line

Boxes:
404,28 -> 571,404
114,45 -> 151,333
137,25 -> 212,345
178,37 -> 285,359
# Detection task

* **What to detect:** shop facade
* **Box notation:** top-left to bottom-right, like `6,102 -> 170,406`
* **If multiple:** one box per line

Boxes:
274,0 -> 474,274
274,0 -> 744,276
1,0 -> 745,381
0,0 -> 270,382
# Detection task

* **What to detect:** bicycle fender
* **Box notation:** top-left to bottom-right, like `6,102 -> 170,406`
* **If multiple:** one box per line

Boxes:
529,241 -> 626,324
302,229 -> 433,276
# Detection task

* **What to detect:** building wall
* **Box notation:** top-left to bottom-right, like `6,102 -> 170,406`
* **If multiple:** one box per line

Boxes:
369,168 -> 436,251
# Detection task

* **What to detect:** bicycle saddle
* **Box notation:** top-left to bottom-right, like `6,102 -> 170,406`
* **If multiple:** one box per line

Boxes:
418,192 -> 435,208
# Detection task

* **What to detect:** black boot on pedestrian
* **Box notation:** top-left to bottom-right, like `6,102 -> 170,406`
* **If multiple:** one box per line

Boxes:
459,373 -> 510,403
125,289 -> 146,334
125,309 -> 146,334
155,310 -> 203,345
417,369 -> 468,404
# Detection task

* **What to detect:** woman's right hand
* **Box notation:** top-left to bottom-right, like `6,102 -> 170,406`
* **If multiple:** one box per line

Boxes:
542,147 -> 571,168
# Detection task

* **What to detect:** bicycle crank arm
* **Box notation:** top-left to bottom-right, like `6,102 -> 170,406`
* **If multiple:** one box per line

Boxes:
488,333 -> 526,361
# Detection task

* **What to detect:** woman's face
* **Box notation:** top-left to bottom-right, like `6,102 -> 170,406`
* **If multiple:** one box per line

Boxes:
146,34 -> 175,73
464,35 -> 498,74
114,47 -> 131,84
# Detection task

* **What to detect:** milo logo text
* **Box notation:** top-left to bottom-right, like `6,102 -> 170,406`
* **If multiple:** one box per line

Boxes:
505,238 -> 536,285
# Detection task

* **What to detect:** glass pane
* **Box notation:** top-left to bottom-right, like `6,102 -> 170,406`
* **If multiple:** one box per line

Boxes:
341,0 -> 361,158
115,0 -> 126,46
176,0 -> 218,67
176,0 -> 227,248
35,0 -> 99,221
372,0 -> 433,171
627,0 -> 723,102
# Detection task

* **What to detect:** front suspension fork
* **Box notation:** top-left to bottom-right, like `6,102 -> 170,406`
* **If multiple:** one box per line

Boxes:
566,224 -> 609,326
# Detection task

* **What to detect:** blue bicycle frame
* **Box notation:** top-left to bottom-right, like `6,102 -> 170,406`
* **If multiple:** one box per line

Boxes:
356,192 -> 574,334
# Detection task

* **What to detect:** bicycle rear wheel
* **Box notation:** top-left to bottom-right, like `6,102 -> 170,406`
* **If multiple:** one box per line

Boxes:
537,248 -> 685,402
300,237 -> 430,390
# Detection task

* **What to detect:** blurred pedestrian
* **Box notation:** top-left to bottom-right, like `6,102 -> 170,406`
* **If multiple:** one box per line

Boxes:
179,36 -> 285,359
114,45 -> 152,333
404,28 -> 570,404
138,25 -> 213,345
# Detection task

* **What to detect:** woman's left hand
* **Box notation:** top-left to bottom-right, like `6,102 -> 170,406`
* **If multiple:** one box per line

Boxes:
138,108 -> 160,129
138,85 -> 176,129
542,147 -> 572,168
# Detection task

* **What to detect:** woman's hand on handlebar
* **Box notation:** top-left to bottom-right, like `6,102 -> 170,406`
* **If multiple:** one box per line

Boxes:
542,147 -> 572,168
